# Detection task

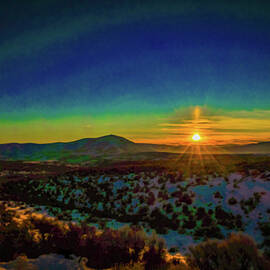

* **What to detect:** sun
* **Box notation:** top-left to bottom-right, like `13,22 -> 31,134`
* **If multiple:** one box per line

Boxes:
192,133 -> 201,142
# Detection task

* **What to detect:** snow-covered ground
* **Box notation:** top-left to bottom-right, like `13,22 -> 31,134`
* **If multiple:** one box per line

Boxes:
3,170 -> 270,252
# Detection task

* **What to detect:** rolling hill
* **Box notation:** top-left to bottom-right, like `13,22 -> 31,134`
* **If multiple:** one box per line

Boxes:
0,135 -> 269,162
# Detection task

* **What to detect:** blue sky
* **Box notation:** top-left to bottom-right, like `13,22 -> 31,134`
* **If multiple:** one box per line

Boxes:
1,1 -> 270,143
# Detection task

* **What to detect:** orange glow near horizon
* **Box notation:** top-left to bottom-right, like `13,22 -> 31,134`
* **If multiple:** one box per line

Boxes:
2,106 -> 270,146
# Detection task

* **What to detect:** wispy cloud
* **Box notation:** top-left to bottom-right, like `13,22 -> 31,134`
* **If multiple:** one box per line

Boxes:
161,106 -> 270,145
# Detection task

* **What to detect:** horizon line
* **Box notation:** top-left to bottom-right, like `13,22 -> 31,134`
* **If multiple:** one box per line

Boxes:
0,134 -> 268,146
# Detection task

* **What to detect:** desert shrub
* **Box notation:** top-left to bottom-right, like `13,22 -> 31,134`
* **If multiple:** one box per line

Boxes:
82,226 -> 148,269
187,233 -> 270,270
228,197 -> 237,205
166,264 -> 194,270
8,255 -> 37,270
142,232 -> 168,270
0,213 -> 38,262
112,263 -> 144,270
0,205 -> 151,268
118,225 -> 147,262
259,222 -> 270,259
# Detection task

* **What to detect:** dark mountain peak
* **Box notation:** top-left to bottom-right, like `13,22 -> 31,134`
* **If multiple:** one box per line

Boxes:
94,135 -> 134,145
69,135 -> 134,145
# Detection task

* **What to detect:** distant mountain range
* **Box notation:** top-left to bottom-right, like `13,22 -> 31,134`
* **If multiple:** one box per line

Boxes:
0,135 -> 270,162
225,142 -> 270,154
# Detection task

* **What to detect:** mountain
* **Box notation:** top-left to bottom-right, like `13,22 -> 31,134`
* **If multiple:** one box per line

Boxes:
226,142 -> 270,154
0,135 -> 269,162
0,135 -> 132,161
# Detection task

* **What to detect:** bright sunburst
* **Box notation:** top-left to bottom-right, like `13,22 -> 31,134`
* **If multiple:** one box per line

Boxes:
192,133 -> 201,141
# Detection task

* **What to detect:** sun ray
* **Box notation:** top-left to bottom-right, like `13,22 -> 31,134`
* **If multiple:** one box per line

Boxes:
196,144 -> 206,175
187,144 -> 195,177
174,143 -> 192,167
201,145 -> 227,175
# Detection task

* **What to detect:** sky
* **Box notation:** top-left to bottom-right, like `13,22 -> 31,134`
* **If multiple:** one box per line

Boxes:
1,0 -> 270,145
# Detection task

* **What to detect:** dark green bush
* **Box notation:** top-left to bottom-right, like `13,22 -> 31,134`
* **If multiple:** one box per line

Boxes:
187,233 -> 270,270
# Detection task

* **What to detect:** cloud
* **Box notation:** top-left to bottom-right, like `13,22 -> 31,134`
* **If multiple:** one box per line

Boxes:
161,106 -> 270,144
